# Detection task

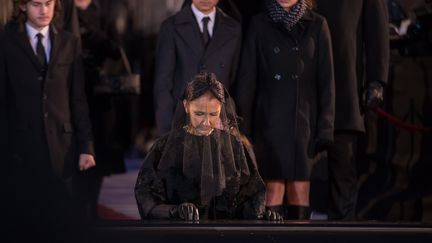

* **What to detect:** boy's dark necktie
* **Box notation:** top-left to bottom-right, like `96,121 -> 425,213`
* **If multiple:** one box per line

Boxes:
202,17 -> 211,47
36,33 -> 47,70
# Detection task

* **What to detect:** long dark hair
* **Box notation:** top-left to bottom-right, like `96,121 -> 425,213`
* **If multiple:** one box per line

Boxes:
12,0 -> 62,24
185,72 -> 225,103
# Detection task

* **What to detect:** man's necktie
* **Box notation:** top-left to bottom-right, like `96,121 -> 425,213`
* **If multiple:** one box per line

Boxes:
36,33 -> 47,70
202,16 -> 211,47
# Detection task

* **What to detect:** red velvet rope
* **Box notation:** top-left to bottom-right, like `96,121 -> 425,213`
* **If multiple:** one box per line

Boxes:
373,107 -> 432,133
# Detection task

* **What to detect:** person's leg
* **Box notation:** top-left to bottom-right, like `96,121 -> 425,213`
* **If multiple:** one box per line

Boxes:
286,181 -> 310,206
265,179 -> 285,206
264,180 -> 286,217
285,181 -> 311,219
328,132 -> 358,220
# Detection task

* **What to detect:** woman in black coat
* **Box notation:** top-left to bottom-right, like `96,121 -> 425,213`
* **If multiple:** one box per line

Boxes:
235,0 -> 335,219
135,73 -> 266,221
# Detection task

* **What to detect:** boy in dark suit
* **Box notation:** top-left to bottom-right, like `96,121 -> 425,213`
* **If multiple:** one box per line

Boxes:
154,0 -> 242,135
0,0 -> 95,238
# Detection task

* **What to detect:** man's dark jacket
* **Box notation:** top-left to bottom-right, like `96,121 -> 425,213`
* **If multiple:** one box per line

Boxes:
316,0 -> 389,132
0,22 -> 94,180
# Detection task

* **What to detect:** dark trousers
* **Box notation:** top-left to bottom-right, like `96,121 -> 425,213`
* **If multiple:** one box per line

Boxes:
328,132 -> 359,220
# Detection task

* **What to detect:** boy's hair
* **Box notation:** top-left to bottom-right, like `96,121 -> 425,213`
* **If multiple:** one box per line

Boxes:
12,0 -> 62,24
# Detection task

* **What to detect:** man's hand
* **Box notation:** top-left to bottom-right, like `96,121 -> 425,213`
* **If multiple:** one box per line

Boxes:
79,154 -> 96,171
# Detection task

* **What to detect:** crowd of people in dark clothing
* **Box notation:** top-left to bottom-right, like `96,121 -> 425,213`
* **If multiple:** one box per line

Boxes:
3,0 -> 432,241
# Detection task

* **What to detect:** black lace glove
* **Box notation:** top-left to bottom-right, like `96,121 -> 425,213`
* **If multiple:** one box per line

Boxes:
169,202 -> 199,221
363,81 -> 384,109
264,205 -> 284,221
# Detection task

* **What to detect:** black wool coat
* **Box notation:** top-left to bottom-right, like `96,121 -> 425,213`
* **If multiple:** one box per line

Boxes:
0,22 -> 94,180
235,11 -> 335,179
154,6 -> 242,134
316,0 -> 389,132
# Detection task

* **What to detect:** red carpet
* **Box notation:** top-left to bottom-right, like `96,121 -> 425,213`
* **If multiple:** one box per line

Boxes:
97,204 -> 134,220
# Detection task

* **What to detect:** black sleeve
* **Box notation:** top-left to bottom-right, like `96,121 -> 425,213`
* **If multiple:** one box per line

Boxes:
234,17 -> 259,138
234,140 -> 266,219
134,136 -> 170,219
228,22 -> 242,89
154,18 -> 177,135
316,18 -> 335,142
363,0 -> 390,84
0,34 -> 7,155
70,36 -> 95,156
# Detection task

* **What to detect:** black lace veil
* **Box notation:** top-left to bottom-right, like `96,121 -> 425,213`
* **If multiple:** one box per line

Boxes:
157,73 -> 251,206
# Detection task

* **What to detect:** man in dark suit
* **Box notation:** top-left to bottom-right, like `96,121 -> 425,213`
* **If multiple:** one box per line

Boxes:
315,0 -> 389,220
0,0 -> 95,238
154,0 -> 241,134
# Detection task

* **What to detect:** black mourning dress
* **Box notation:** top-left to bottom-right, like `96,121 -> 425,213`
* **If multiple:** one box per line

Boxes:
135,127 -> 265,220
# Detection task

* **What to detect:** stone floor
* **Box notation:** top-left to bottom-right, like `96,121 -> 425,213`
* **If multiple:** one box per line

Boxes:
98,158 -> 142,220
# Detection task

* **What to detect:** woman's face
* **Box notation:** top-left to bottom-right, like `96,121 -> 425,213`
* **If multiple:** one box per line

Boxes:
184,92 -> 222,136
276,0 -> 298,10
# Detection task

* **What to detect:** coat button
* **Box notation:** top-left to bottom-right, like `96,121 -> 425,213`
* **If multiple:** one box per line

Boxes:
273,47 -> 280,54
291,74 -> 299,80
292,46 -> 299,51
44,112 -> 48,118
43,94 -> 47,100
38,76 -> 43,81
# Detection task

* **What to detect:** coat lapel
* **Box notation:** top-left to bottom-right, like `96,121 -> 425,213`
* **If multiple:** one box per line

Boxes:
202,9 -> 238,59
174,6 -> 205,59
11,23 -> 44,71
48,25 -> 62,71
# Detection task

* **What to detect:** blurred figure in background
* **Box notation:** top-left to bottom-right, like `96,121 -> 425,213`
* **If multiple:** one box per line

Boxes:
316,0 -> 389,220
0,0 -> 13,30
74,0 -> 142,221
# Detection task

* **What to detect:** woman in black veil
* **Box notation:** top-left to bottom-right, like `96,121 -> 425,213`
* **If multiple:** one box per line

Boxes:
135,72 -> 268,220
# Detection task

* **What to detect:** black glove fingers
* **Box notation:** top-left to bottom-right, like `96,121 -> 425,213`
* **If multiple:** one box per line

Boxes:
264,209 -> 283,221
178,205 -> 186,220
187,205 -> 194,220
177,203 -> 199,221
194,208 -> 199,221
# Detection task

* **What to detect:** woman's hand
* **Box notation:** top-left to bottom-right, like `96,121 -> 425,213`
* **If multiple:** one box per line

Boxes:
170,203 -> 199,221
264,205 -> 284,221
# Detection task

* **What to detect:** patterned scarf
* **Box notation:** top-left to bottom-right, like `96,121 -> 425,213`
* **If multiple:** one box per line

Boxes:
266,0 -> 308,30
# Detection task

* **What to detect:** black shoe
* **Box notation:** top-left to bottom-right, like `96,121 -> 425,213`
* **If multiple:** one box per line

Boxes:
285,205 -> 311,220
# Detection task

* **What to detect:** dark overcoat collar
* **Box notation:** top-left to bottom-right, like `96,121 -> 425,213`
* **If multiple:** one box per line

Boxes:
174,5 -> 239,59
6,21 -> 63,74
